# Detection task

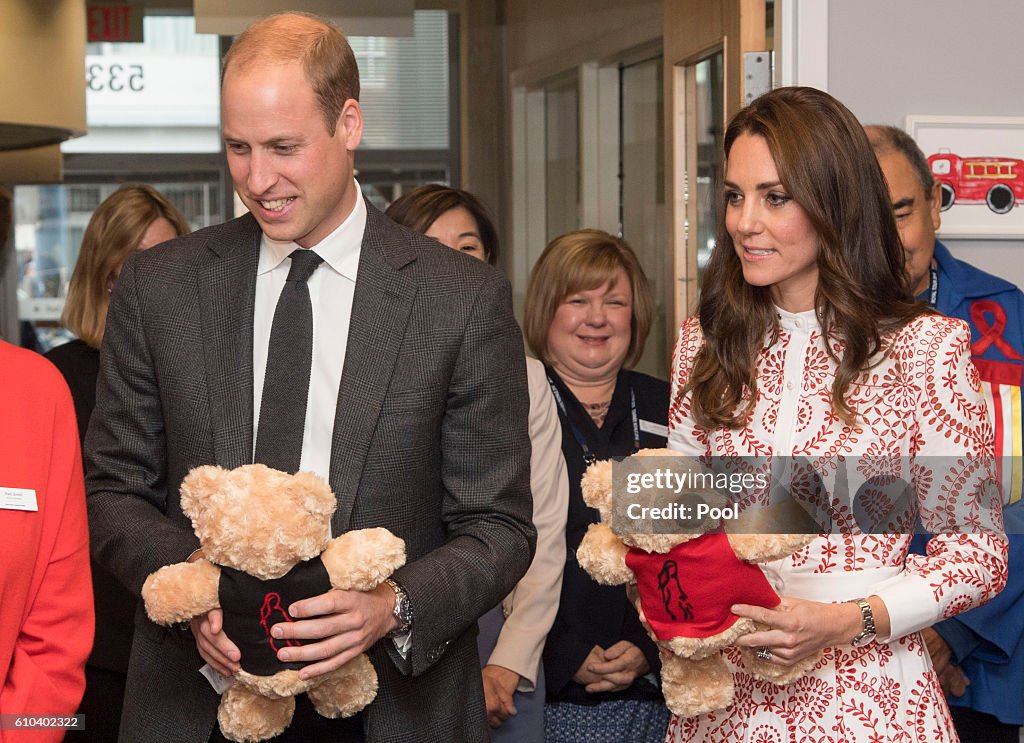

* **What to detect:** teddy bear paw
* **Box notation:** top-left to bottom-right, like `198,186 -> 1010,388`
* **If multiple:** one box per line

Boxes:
218,683 -> 295,743
661,654 -> 736,718
307,653 -> 379,719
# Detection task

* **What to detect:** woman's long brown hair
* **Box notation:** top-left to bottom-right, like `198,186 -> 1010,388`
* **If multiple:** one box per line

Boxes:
683,86 -> 926,429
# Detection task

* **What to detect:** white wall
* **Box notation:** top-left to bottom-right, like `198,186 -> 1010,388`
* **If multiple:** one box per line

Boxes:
827,0 -> 1024,288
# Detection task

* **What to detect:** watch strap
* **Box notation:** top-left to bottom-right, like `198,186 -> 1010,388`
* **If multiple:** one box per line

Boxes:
848,597 -> 876,647
384,578 -> 413,638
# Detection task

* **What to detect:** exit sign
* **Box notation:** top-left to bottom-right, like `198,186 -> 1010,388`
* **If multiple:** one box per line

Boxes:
87,3 -> 144,43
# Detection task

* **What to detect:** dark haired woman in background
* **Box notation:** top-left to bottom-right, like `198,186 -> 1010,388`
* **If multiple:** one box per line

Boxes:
387,184 -> 568,742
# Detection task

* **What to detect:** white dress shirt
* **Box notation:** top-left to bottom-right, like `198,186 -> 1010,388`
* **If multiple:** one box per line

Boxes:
252,190 -> 365,481
249,189 -> 412,656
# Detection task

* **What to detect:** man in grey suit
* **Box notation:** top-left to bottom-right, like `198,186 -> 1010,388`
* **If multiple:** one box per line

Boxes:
85,12 -> 535,742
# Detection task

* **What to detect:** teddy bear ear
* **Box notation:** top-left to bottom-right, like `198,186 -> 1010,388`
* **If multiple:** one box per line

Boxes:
180,465 -> 228,519
580,459 -> 615,513
634,447 -> 676,459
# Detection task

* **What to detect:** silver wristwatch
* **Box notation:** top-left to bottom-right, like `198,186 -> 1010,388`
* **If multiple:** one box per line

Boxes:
848,597 -> 877,647
384,578 -> 413,638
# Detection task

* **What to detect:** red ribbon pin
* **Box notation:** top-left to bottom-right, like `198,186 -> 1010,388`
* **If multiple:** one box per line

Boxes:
970,300 -> 1024,361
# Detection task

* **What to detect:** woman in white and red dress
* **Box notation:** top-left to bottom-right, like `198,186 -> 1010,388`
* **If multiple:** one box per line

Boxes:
665,86 -> 1007,743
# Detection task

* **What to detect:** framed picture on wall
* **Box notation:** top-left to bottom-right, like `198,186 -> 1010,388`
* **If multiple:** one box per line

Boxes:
905,115 -> 1024,238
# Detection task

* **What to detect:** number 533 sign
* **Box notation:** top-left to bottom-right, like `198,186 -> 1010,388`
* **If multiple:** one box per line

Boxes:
87,61 -> 144,92
83,54 -> 220,127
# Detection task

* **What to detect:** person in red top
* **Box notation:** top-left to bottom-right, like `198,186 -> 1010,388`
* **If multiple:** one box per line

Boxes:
0,339 -> 93,741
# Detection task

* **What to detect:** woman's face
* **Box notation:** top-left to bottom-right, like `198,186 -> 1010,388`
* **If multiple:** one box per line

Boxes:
545,267 -> 633,384
109,217 -> 180,290
724,133 -> 820,313
425,207 -> 487,262
138,217 -> 179,251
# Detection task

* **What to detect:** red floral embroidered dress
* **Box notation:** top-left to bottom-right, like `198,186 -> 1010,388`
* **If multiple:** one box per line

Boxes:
665,308 -> 1008,743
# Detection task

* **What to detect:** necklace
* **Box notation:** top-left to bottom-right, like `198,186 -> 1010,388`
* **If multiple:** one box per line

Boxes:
547,374 -> 640,463
581,399 -> 612,426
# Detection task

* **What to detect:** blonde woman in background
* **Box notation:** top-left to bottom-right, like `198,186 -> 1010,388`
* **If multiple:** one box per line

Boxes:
45,183 -> 189,743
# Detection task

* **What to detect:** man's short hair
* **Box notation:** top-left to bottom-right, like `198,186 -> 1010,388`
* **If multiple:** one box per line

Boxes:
864,124 -> 934,199
222,12 -> 359,136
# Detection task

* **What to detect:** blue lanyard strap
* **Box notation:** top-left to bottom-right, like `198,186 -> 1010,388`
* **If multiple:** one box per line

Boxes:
546,374 -> 640,464
629,387 -> 640,452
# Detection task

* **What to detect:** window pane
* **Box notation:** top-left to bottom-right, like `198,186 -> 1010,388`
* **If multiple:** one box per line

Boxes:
695,52 -> 724,285
354,11 -> 449,150
621,57 -> 667,378
545,79 -> 580,241
16,181 -> 223,349
66,15 -> 221,154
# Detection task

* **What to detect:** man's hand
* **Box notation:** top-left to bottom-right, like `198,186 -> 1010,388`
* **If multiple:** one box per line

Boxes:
270,583 -> 397,680
191,608 -> 240,677
573,645 -> 607,687
938,662 -> 970,697
921,626 -> 969,697
481,664 -> 519,728
573,641 -> 649,694
921,627 -> 954,675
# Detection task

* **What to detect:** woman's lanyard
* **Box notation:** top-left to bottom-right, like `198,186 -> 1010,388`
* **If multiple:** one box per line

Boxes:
546,375 -> 640,463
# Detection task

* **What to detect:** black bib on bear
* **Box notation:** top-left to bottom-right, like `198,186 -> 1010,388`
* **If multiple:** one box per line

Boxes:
219,558 -> 332,675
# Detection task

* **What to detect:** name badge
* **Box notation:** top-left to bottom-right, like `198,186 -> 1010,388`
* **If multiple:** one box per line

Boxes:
0,487 -> 38,512
639,420 -> 668,438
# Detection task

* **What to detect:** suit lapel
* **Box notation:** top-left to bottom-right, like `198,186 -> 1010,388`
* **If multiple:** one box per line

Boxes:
198,215 -> 261,469
331,205 -> 418,532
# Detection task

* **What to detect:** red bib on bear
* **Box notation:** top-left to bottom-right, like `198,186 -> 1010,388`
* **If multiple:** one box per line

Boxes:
625,533 -> 780,641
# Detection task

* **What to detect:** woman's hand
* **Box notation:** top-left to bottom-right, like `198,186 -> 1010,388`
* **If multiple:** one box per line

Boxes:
732,595 -> 885,667
481,664 -> 520,728
573,641 -> 650,693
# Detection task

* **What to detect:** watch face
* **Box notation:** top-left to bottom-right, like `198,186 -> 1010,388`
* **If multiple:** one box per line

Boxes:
398,597 -> 413,625
852,632 -> 876,648
393,592 -> 412,627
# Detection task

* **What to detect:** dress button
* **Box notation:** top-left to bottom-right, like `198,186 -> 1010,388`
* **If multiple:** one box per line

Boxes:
786,382 -> 794,390
794,319 -> 801,327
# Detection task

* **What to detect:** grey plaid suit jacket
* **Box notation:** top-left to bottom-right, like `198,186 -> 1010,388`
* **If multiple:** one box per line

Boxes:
85,203 -> 535,742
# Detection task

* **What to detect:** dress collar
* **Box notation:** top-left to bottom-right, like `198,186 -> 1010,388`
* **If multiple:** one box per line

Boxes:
774,305 -> 819,332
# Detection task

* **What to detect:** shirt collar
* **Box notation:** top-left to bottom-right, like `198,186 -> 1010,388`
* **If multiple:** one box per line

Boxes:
257,181 -> 366,281
932,238 -> 1016,301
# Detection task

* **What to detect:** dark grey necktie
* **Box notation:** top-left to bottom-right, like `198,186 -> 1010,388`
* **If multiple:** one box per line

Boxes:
254,249 -> 324,473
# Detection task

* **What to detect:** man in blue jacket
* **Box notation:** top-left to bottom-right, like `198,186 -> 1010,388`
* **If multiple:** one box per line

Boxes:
868,124 -> 1024,743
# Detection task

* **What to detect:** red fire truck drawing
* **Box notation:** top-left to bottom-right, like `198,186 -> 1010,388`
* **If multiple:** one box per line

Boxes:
928,151 -> 1024,215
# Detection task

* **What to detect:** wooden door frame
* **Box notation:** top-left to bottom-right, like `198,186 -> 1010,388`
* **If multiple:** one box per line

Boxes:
663,0 -> 766,339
